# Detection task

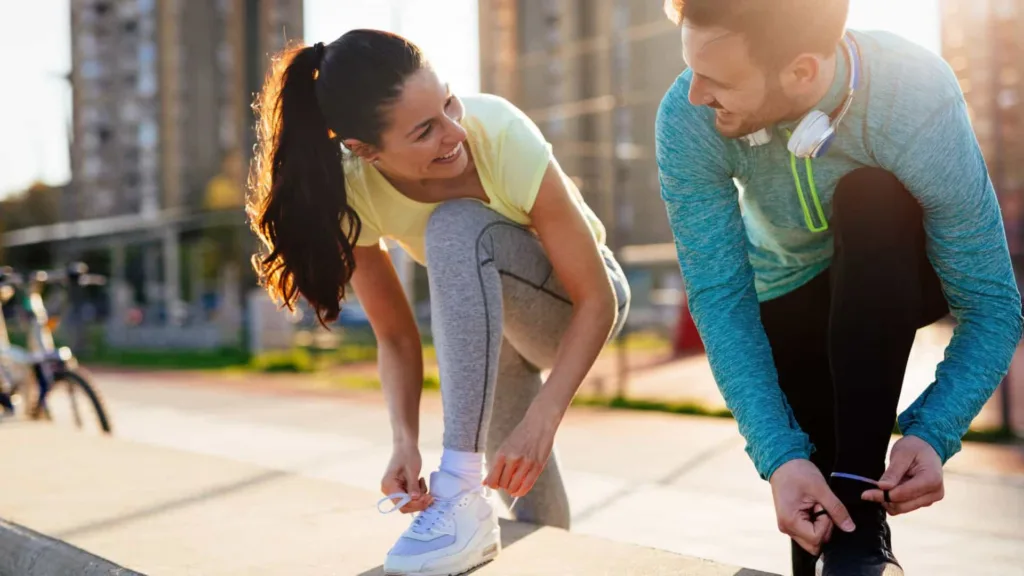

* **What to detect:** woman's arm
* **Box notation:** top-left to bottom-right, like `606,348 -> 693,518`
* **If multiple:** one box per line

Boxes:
524,162 -> 618,421
483,161 -> 617,496
352,244 -> 434,512
350,244 -> 424,447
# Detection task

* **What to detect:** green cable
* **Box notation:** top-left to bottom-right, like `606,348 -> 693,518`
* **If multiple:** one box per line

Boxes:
785,130 -> 829,233
804,159 -> 829,232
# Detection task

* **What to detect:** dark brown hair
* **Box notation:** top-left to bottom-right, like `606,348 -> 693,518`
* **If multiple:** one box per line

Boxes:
663,0 -> 850,67
247,30 -> 425,326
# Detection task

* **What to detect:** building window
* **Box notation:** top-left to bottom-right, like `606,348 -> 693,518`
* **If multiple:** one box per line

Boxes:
139,121 -> 158,149
120,100 -> 140,122
139,41 -> 156,66
80,60 -> 105,79
84,158 -> 104,179
138,70 -> 157,97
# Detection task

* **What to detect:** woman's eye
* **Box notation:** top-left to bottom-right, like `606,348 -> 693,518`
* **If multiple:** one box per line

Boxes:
417,126 -> 433,141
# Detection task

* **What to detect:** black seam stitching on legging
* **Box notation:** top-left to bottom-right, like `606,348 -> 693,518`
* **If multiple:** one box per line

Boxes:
541,263 -> 554,288
471,221 -> 521,452
473,241 -> 491,453
497,271 -> 572,305
469,219 -> 613,450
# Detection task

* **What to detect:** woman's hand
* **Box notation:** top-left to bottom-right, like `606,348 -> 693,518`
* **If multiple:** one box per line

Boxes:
483,405 -> 559,497
381,442 -> 434,514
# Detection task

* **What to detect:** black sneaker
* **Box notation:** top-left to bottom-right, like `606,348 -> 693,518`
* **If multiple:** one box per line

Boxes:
820,476 -> 903,576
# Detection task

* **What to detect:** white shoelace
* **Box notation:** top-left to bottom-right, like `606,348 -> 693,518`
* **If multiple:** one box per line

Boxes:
409,497 -> 457,534
377,486 -> 489,535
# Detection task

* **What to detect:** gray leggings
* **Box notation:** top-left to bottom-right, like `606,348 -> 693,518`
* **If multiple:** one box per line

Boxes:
424,199 -> 630,528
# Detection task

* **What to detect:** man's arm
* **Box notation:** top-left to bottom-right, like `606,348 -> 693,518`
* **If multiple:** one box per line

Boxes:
655,77 -> 813,480
879,94 -> 1023,463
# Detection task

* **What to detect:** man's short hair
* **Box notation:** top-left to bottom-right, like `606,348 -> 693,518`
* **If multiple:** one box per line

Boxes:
664,0 -> 850,68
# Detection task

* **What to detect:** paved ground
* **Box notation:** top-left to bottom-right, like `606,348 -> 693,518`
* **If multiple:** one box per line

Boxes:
582,322 -> 1024,433
49,368 -> 1024,576
1,424 -> 774,576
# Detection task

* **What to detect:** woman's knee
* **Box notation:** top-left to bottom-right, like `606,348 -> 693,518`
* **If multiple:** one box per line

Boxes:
425,199 -> 495,245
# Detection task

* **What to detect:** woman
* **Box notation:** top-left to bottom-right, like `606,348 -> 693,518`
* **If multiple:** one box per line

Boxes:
247,29 -> 630,575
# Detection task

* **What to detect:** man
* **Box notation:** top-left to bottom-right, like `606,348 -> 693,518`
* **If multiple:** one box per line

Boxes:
654,1 -> 1022,575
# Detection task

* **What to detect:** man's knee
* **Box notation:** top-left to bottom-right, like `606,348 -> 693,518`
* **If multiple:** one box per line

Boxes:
833,168 -> 922,241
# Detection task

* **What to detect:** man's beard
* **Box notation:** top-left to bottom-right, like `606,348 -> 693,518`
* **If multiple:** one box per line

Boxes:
713,110 -> 767,139
711,86 -> 792,139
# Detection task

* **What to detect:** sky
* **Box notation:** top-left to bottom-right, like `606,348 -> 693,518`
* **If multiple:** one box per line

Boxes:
0,0 -> 939,199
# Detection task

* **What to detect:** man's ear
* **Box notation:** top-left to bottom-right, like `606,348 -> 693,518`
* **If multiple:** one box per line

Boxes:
779,52 -> 823,95
343,139 -> 379,162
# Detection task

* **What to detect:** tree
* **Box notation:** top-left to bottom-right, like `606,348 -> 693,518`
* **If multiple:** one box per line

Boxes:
0,182 -> 64,265
0,182 -> 62,232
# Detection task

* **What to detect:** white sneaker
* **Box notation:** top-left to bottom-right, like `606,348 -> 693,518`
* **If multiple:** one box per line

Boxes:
379,470 -> 501,576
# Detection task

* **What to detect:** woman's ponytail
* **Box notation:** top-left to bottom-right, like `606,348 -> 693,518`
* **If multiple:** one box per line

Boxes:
247,42 -> 361,327
247,30 -> 425,327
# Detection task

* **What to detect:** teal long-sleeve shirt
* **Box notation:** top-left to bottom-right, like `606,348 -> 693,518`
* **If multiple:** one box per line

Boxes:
654,30 -> 1023,481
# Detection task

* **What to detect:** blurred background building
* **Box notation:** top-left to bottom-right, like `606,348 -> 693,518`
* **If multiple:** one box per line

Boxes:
70,0 -> 301,219
4,0 -> 303,349
478,0 -> 680,249
1,0 -> 1021,353
939,0 -> 1024,256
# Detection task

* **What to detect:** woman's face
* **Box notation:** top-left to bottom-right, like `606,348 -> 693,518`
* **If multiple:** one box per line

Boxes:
350,67 -> 469,182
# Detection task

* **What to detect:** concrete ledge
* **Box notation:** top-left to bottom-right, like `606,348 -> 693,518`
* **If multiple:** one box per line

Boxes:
0,423 -> 778,575
0,518 -> 142,576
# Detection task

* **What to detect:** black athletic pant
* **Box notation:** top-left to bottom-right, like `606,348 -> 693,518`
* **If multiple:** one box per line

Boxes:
758,168 -> 949,575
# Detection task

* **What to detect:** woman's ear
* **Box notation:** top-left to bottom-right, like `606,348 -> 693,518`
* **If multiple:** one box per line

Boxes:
343,139 -> 379,163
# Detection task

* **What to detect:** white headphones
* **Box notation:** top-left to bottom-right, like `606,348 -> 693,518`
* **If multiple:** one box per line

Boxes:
743,33 -> 862,159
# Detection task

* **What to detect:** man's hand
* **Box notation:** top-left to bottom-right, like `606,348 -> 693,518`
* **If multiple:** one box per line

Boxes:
862,435 -> 944,515
770,459 -> 856,555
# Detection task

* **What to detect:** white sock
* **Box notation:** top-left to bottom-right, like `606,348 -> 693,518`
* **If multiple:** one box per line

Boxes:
439,449 -> 484,484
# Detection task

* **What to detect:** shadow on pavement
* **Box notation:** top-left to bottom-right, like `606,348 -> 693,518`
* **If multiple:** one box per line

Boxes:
355,518 -> 541,576
572,435 -> 740,525
53,467 -> 297,540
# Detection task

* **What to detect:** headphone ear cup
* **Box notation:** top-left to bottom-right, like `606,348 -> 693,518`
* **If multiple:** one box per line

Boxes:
788,110 -> 832,158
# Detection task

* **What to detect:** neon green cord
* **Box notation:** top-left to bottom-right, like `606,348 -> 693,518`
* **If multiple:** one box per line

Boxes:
804,159 -> 829,232
785,130 -> 829,233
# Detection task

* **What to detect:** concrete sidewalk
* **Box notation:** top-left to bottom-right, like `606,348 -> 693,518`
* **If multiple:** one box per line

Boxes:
582,323 -> 1024,434
0,423 -> 775,575
62,370 -> 1024,575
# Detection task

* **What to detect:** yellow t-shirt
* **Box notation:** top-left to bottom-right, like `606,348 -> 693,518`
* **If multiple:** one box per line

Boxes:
342,94 -> 607,265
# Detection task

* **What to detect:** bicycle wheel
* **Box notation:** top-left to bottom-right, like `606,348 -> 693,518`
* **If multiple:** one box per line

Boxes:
38,369 -> 112,434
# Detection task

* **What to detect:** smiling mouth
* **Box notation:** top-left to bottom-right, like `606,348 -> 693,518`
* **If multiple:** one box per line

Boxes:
434,142 -> 463,163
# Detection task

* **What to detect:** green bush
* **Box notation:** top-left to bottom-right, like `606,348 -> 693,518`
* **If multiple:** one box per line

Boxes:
83,347 -> 250,370
333,344 -> 378,365
422,374 -> 441,390
250,349 -> 315,373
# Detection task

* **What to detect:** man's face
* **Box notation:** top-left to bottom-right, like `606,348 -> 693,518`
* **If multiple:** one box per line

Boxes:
681,22 -> 792,138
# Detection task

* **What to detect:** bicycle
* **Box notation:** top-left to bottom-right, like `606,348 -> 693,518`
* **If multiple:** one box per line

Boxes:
0,263 -> 112,434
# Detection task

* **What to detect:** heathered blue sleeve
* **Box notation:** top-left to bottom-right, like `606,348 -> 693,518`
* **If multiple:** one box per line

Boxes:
655,73 -> 814,480
875,89 -> 1023,463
